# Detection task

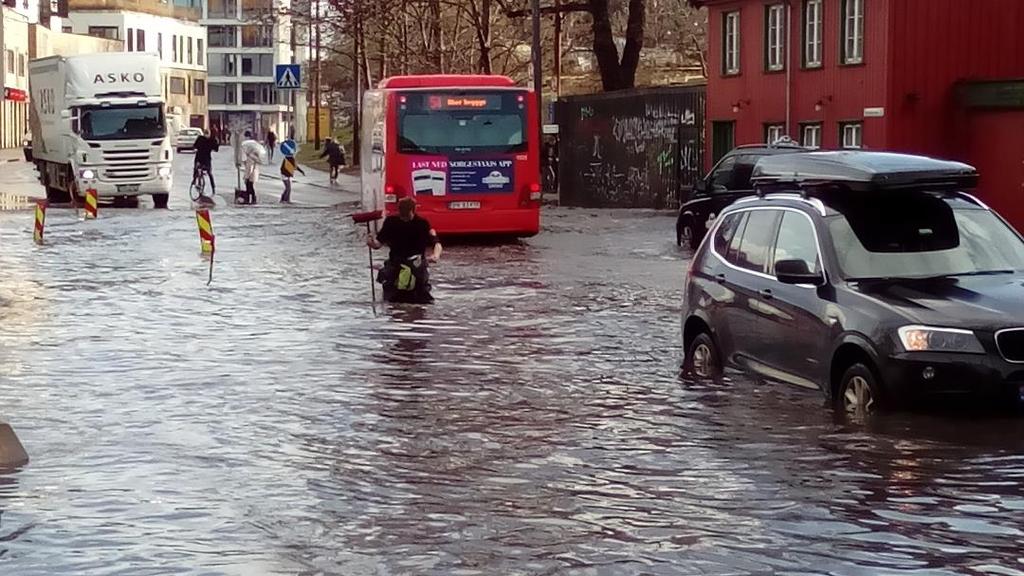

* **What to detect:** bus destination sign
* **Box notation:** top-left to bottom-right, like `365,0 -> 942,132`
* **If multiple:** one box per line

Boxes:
427,95 -> 501,111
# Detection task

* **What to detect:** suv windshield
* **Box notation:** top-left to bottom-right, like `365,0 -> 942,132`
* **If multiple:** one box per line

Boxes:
79,104 -> 166,141
398,91 -> 526,155
829,195 -> 1024,280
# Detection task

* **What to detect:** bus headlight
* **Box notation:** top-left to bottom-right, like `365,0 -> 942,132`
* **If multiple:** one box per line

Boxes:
158,166 -> 171,177
79,168 -> 96,180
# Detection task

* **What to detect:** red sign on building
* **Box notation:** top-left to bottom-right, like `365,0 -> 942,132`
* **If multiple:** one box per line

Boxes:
4,87 -> 28,102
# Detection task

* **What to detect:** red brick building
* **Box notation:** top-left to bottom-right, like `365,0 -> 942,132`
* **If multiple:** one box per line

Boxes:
692,0 -> 1024,229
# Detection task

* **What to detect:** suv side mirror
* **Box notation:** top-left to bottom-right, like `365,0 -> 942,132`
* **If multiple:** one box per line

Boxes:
775,259 -> 826,286
694,179 -> 707,194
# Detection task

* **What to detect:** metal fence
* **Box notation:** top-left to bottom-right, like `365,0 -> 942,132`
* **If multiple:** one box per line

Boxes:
555,85 -> 705,209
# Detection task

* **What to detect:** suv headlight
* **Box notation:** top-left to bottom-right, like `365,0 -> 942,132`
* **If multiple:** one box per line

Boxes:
80,168 -> 96,180
158,166 -> 172,177
897,325 -> 985,354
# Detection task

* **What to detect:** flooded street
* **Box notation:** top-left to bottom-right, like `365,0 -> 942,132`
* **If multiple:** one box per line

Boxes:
2,200 -> 1024,575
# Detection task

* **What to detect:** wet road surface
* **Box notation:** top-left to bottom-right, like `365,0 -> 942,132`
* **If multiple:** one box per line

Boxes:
2,198 -> 1024,575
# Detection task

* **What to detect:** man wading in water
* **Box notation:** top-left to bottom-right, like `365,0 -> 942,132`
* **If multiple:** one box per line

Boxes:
367,197 -> 443,303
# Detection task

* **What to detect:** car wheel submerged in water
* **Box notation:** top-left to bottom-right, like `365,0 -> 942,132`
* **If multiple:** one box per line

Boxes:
837,363 -> 882,414
686,333 -> 722,378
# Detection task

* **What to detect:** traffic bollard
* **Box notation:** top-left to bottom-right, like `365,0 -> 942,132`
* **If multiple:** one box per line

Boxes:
195,209 -> 215,254
84,188 -> 98,220
33,199 -> 47,245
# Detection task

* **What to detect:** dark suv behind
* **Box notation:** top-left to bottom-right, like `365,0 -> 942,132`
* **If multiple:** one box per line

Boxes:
676,140 -> 807,249
681,151 -> 1024,413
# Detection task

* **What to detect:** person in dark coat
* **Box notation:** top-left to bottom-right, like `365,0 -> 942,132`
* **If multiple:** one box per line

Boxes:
266,130 -> 277,162
319,137 -> 346,184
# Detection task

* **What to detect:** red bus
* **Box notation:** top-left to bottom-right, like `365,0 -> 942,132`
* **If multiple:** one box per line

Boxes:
360,75 -> 541,237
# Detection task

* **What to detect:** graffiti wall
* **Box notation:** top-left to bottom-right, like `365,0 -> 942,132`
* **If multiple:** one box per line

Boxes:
556,85 -> 706,209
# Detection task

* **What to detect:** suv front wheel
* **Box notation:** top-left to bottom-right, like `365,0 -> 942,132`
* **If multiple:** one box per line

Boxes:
837,363 -> 883,414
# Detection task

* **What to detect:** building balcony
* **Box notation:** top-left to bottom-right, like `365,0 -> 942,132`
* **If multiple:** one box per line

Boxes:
68,0 -> 202,21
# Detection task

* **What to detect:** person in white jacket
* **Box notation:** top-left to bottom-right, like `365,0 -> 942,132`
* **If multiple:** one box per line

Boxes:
239,131 -> 266,204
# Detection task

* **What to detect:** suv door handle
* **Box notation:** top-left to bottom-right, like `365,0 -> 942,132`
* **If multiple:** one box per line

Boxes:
760,288 -> 774,300
715,274 -> 726,284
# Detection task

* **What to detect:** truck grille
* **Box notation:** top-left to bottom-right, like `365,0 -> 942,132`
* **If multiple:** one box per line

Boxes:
102,148 -> 153,181
995,329 -> 1024,363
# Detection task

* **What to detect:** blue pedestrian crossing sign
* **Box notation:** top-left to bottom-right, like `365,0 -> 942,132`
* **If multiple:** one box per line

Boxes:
280,139 -> 297,157
275,64 -> 302,89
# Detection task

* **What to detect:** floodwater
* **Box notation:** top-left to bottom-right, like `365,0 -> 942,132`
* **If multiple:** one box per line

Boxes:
2,205 -> 1024,575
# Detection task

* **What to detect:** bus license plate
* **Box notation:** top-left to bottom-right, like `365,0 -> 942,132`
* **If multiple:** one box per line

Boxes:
449,201 -> 480,210
117,184 -> 140,193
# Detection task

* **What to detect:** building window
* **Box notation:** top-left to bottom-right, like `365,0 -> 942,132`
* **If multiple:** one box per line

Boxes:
208,26 -> 236,48
88,26 -> 119,40
194,79 -> 206,96
127,28 -> 134,51
172,34 -> 177,62
241,0 -> 272,19
18,53 -> 26,77
170,76 -> 187,95
722,11 -> 740,75
5,50 -> 13,72
241,54 -> 273,76
764,4 -> 785,72
840,122 -> 863,149
188,38 -> 194,65
241,25 -> 273,48
137,29 -> 146,52
765,123 -> 786,144
803,0 -> 822,68
842,0 -> 864,64
158,32 -> 163,59
801,123 -> 822,149
198,40 -> 204,66
179,36 -> 185,63
208,0 -> 238,18
62,26 -> 72,33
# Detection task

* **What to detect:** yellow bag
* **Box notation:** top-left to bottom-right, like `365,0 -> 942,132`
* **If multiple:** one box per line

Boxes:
397,264 -> 416,291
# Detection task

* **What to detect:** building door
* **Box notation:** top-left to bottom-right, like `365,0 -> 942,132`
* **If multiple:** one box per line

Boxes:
712,121 -> 736,165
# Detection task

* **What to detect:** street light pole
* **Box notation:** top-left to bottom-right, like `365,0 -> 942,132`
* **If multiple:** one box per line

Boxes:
313,0 -> 321,149
531,0 -> 542,141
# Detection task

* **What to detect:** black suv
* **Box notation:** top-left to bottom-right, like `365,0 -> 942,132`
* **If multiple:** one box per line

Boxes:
681,151 -> 1024,413
676,140 -> 807,249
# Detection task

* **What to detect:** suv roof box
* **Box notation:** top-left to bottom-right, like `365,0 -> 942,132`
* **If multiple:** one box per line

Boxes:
751,151 -> 979,191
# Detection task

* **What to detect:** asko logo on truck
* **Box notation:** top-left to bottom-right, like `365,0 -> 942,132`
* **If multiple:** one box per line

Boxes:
93,73 -> 146,83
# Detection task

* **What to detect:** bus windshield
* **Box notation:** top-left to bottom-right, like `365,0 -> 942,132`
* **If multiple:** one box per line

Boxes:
398,91 -> 526,155
79,104 -> 166,141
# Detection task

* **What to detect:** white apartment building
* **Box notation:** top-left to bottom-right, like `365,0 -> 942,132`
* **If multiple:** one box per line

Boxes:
202,0 -> 306,142
67,0 -> 208,130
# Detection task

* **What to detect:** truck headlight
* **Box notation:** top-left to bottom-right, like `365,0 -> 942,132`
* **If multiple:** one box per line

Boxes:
158,166 -> 171,177
898,326 -> 985,354
80,169 -> 96,180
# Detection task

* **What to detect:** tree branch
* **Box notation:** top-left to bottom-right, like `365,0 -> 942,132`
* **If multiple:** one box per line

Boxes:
504,1 -> 590,18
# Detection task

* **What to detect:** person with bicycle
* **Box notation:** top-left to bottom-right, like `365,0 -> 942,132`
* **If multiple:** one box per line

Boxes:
192,129 -> 219,198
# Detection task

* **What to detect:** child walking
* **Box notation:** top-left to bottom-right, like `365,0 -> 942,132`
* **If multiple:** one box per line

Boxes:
280,153 -> 306,203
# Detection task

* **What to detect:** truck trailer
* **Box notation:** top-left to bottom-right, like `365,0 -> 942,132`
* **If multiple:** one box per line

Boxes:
28,53 -> 173,207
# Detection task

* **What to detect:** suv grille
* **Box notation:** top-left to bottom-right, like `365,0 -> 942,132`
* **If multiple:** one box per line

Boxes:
102,148 -> 152,181
996,329 -> 1024,363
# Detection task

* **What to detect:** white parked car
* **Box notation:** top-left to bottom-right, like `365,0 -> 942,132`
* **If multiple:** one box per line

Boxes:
176,128 -> 203,152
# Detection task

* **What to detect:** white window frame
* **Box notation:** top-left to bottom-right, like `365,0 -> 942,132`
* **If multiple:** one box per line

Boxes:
804,0 -> 823,68
841,122 -> 863,149
724,11 -> 741,75
843,0 -> 864,64
766,124 -> 786,145
801,123 -> 822,149
766,4 -> 785,72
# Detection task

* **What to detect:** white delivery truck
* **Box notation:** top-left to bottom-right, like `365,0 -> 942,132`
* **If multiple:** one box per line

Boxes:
28,53 -> 173,207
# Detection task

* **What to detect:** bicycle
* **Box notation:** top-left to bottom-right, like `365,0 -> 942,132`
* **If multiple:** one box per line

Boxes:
189,163 -> 214,203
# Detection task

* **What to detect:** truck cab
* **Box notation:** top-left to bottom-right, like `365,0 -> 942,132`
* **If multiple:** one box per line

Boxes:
29,53 -> 174,207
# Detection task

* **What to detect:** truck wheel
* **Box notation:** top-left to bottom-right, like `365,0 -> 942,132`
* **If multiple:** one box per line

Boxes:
152,193 -> 169,209
45,186 -> 71,204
